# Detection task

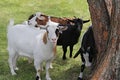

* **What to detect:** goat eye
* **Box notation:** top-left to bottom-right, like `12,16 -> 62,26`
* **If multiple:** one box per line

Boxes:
47,30 -> 49,33
70,22 -> 75,25
55,29 -> 59,37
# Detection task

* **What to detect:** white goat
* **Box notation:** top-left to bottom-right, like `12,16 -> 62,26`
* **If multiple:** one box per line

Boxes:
7,17 -> 66,80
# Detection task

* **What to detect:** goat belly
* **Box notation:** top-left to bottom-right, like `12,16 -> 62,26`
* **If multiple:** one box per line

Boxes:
57,31 -> 80,45
33,42 -> 54,60
7,25 -> 42,57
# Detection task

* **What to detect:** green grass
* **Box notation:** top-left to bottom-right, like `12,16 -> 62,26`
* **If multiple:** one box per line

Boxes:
0,0 -> 90,80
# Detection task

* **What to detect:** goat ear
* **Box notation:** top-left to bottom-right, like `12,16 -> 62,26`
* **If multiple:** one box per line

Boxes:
83,20 -> 90,23
70,22 -> 75,25
28,14 -> 35,20
59,26 -> 68,31
43,32 -> 47,44
67,19 -> 75,25
68,19 -> 74,23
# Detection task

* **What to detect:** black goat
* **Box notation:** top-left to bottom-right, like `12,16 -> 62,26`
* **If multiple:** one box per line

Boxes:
74,26 -> 97,80
57,18 -> 90,60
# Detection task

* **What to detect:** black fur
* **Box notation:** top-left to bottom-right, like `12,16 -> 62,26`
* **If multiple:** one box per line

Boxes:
77,77 -> 83,80
36,76 -> 39,80
74,26 -> 97,79
57,18 -> 90,60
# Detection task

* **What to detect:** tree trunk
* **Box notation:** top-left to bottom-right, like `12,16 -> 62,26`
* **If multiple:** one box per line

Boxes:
86,0 -> 120,80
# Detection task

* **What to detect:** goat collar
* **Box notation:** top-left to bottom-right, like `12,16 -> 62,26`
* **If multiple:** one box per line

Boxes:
40,27 -> 48,30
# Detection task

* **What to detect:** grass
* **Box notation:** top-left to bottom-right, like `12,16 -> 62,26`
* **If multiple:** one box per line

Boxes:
0,0 -> 91,80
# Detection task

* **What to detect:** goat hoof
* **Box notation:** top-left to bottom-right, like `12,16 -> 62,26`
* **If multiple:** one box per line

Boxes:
36,76 -> 41,80
46,77 -> 51,80
69,55 -> 72,58
12,72 -> 17,76
15,67 -> 19,70
77,77 -> 82,80
28,59 -> 33,64
63,58 -> 66,60
50,65 -> 53,69
62,57 -> 67,60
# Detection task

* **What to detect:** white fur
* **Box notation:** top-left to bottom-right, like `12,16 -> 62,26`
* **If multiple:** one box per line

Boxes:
79,72 -> 83,78
83,53 -> 92,67
22,21 -> 28,25
28,15 -> 37,26
7,18 -> 59,80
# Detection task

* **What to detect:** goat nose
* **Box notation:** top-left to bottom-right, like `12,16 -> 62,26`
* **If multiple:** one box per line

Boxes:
52,38 -> 56,41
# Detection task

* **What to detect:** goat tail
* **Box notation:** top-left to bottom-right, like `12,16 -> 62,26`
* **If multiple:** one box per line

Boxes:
7,19 -> 14,30
73,51 -> 80,58
73,48 -> 81,58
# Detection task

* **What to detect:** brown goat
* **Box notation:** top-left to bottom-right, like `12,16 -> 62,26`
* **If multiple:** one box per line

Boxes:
28,13 -> 73,27
37,14 -> 72,25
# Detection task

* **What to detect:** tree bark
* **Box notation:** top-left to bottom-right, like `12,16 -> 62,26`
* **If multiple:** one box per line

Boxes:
86,0 -> 120,80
